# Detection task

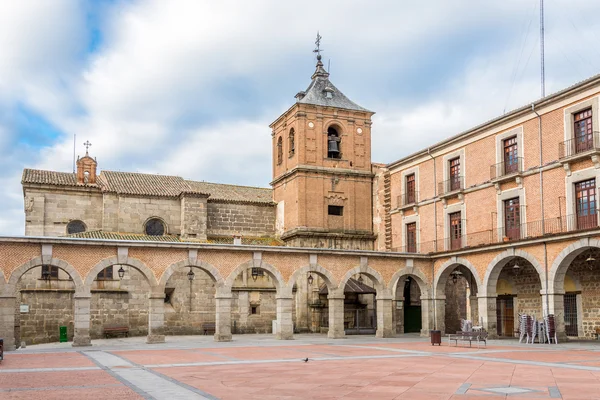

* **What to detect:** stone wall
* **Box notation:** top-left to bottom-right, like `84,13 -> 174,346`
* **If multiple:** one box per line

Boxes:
444,278 -> 468,334
113,195 -> 182,235
24,188 -> 104,236
180,195 -> 208,240
163,267 -> 216,336
207,201 -> 275,237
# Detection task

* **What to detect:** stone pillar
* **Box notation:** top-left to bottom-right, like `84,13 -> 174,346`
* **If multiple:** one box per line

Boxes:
327,292 -> 345,339
376,295 -> 394,338
0,296 -> 16,350
214,294 -> 232,342
147,294 -> 166,344
433,296 -> 446,334
478,295 -> 498,338
419,297 -> 432,336
276,296 -> 294,340
72,295 -> 92,347
542,291 -> 567,341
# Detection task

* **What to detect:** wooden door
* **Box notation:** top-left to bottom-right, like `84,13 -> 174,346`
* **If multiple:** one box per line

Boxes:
449,212 -> 462,250
503,136 -> 518,174
496,296 -> 514,337
575,179 -> 597,230
574,109 -> 593,153
504,198 -> 521,240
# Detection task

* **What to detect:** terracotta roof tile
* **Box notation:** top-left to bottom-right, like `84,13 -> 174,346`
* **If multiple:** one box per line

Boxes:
186,180 -> 273,204
66,230 -> 184,242
22,169 -> 83,187
98,171 -> 195,197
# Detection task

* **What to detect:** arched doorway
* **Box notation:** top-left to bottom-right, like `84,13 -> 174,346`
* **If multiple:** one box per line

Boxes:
391,271 -> 430,335
443,266 -> 479,334
403,277 -> 422,333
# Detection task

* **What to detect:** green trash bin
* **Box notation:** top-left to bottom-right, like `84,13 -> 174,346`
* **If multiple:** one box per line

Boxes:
59,326 -> 68,343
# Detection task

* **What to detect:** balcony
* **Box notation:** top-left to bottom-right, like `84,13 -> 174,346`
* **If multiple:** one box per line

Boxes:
392,212 -> 600,254
396,191 -> 419,211
490,157 -> 523,184
559,133 -> 600,170
438,176 -> 464,199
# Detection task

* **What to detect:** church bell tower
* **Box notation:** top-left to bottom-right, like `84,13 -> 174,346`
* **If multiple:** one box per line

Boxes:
270,35 -> 376,250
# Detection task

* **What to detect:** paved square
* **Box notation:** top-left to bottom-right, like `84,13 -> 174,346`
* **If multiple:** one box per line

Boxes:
2,335 -> 600,399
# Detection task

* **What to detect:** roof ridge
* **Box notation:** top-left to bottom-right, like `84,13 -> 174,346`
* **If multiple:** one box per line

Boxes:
187,179 -> 271,190
101,170 -> 184,179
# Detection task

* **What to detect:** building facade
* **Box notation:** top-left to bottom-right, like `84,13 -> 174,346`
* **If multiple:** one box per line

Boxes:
9,49 -> 600,346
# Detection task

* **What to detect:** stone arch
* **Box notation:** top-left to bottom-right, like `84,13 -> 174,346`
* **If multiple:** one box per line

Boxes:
225,259 -> 285,294
549,238 -> 600,293
286,264 -> 339,293
388,267 -> 430,299
483,249 -> 545,296
158,259 -> 225,290
5,256 -> 85,296
84,256 -> 157,295
340,265 -> 385,295
434,257 -> 482,297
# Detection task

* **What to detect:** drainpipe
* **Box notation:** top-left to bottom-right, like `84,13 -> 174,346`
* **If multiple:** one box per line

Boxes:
427,148 -> 437,330
532,103 -> 550,315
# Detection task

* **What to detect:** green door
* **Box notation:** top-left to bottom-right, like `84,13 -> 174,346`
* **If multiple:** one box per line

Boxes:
404,306 -> 422,333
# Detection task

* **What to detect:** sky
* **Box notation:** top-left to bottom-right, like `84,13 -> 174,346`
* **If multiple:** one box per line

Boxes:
2,0 -> 600,236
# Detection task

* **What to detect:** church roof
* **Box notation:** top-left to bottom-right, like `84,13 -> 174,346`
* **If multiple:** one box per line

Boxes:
22,168 -> 274,204
22,169 -> 87,187
67,230 -> 184,242
295,58 -> 371,113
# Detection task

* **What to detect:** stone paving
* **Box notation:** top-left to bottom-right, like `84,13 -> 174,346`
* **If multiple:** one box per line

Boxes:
1,334 -> 600,399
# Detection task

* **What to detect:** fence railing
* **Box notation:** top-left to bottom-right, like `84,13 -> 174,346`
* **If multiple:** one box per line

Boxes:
490,157 -> 524,180
559,132 -> 600,159
438,176 -> 464,196
397,191 -> 419,208
392,213 -> 599,254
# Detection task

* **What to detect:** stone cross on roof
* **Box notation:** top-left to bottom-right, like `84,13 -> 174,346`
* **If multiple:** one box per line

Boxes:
83,140 -> 92,155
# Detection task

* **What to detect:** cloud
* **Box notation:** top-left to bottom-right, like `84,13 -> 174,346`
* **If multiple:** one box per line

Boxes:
2,0 -> 600,235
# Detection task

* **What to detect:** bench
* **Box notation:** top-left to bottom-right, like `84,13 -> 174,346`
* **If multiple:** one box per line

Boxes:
448,331 -> 488,348
202,322 -> 216,335
103,325 -> 129,338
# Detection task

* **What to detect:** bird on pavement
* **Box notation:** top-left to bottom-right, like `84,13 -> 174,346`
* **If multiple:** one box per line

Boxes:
302,358 -> 309,362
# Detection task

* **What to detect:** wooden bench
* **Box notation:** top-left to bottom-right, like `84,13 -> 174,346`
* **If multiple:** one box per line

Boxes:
103,325 -> 129,338
202,322 -> 216,335
448,331 -> 488,348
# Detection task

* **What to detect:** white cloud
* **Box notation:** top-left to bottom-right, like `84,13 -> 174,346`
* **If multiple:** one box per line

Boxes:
3,0 -> 600,235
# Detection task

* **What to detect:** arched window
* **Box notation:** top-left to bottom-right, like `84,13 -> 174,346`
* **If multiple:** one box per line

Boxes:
96,267 -> 113,280
327,126 -> 341,159
145,218 -> 166,236
288,128 -> 295,157
277,136 -> 283,165
67,220 -> 86,234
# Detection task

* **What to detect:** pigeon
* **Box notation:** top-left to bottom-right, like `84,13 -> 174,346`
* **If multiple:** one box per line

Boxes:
302,358 -> 309,362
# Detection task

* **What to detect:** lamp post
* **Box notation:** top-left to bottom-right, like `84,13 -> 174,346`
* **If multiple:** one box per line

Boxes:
188,267 -> 195,312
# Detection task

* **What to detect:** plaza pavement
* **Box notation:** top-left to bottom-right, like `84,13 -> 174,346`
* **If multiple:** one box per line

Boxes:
1,334 -> 600,399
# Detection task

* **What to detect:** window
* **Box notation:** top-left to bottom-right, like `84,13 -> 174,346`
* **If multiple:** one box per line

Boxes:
575,178 -> 597,230
251,267 -> 264,277
288,128 -> 295,157
327,126 -> 341,159
67,220 -> 86,235
504,198 -> 521,240
328,205 -> 343,216
405,174 -> 416,204
277,136 -> 283,165
41,265 -> 59,280
574,108 -> 593,154
251,306 -> 259,315
449,158 -> 461,191
145,218 -> 165,236
96,267 -> 113,280
449,212 -> 462,250
406,222 -> 416,253
503,136 -> 518,174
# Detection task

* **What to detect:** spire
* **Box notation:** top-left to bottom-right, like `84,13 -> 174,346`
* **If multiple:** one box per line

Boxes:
311,31 -> 329,80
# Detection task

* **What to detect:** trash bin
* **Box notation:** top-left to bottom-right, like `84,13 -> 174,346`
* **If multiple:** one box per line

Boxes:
430,330 -> 441,346
59,326 -> 68,343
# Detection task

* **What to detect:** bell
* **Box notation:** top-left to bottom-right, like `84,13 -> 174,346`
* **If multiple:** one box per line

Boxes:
328,139 -> 339,153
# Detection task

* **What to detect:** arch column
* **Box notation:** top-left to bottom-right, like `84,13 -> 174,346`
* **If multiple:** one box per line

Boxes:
72,295 -> 92,347
541,290 -> 567,340
276,295 -> 294,340
147,293 -> 166,344
0,296 -> 16,350
420,296 -> 443,336
376,292 -> 394,338
327,290 -> 345,339
478,295 -> 498,338
214,292 -> 232,342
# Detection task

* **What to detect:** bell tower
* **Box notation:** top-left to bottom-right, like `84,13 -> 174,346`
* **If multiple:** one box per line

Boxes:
270,35 -> 376,250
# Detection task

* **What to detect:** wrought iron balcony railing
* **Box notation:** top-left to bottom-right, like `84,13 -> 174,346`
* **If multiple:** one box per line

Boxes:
559,132 -> 600,159
397,191 -> 419,208
438,176 -> 464,196
490,157 -> 524,180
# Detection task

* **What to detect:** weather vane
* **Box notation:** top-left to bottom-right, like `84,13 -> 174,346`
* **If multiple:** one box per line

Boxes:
313,31 -> 323,60
83,140 -> 92,155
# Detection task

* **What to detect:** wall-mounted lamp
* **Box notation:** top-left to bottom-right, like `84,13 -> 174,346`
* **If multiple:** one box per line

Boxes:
118,266 -> 125,279
187,267 -> 195,281
307,273 -> 314,285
